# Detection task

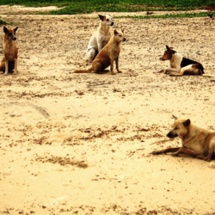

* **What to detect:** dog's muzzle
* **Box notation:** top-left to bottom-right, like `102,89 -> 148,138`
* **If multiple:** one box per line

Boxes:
167,131 -> 178,138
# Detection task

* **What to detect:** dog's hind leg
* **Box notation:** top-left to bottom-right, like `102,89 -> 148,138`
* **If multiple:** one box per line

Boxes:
14,58 -> 18,74
86,48 -> 97,62
164,68 -> 181,76
180,64 -> 203,76
172,147 -> 202,157
93,62 -> 105,74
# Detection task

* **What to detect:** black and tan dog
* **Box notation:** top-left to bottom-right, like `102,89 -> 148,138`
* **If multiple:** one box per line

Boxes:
158,45 -> 204,76
151,116 -> 215,161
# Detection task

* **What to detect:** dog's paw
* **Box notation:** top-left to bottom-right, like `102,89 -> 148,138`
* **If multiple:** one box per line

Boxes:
171,152 -> 179,156
117,70 -> 122,73
165,70 -> 172,75
159,69 -> 165,73
150,150 -> 162,155
154,70 -> 164,74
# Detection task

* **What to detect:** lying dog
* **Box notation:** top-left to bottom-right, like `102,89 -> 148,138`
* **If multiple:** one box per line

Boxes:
75,29 -> 126,75
158,45 -> 204,76
86,14 -> 114,62
151,116 -> 215,161
0,26 -> 18,75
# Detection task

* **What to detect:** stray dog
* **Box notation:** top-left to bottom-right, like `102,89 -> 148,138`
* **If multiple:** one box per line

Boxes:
0,26 -> 18,75
151,116 -> 215,161
74,29 -> 126,75
158,45 -> 204,76
86,14 -> 114,62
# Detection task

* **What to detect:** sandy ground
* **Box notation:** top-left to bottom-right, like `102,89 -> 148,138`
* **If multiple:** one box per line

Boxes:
0,5 -> 215,215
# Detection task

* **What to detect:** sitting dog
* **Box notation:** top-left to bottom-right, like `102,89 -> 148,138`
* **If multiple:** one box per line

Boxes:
151,116 -> 215,161
86,14 -> 114,62
158,45 -> 204,76
0,26 -> 18,75
74,29 -> 126,75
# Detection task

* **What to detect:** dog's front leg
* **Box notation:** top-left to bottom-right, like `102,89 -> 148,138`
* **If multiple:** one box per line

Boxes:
4,60 -> 9,75
115,57 -> 122,73
110,58 -> 116,75
14,58 -> 18,74
151,147 -> 180,155
172,147 -> 200,157
165,68 -> 181,76
155,69 -> 165,73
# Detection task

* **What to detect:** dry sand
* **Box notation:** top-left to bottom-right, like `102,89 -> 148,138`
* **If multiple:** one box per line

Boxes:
0,5 -> 215,215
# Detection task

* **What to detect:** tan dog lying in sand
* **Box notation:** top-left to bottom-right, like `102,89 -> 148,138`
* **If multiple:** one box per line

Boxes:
151,116 -> 215,161
74,29 -> 126,75
0,26 -> 18,75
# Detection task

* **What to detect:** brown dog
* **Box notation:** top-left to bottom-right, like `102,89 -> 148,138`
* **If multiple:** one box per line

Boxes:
74,29 -> 126,75
151,116 -> 215,161
0,26 -> 18,75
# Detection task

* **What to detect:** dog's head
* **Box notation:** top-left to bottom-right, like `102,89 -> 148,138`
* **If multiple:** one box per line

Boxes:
160,45 -> 176,61
3,26 -> 18,41
114,29 -> 126,43
167,118 -> 191,139
99,14 -> 114,26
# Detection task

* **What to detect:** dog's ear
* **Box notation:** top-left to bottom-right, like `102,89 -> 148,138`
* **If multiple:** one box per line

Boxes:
98,14 -> 105,21
166,45 -> 174,50
3,26 -> 8,34
14,27 -> 18,33
183,119 -> 191,127
172,115 -> 178,120
114,29 -> 118,35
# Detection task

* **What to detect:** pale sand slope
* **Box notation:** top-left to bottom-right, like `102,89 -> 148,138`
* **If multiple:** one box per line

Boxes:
0,6 -> 215,215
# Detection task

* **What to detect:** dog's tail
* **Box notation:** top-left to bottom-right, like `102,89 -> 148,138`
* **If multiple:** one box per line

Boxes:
74,67 -> 93,73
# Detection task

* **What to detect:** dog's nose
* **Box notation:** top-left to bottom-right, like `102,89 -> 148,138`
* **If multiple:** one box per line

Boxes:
167,131 -> 178,138
123,38 -> 126,42
111,22 -> 114,26
160,57 -> 164,61
13,36 -> 17,40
